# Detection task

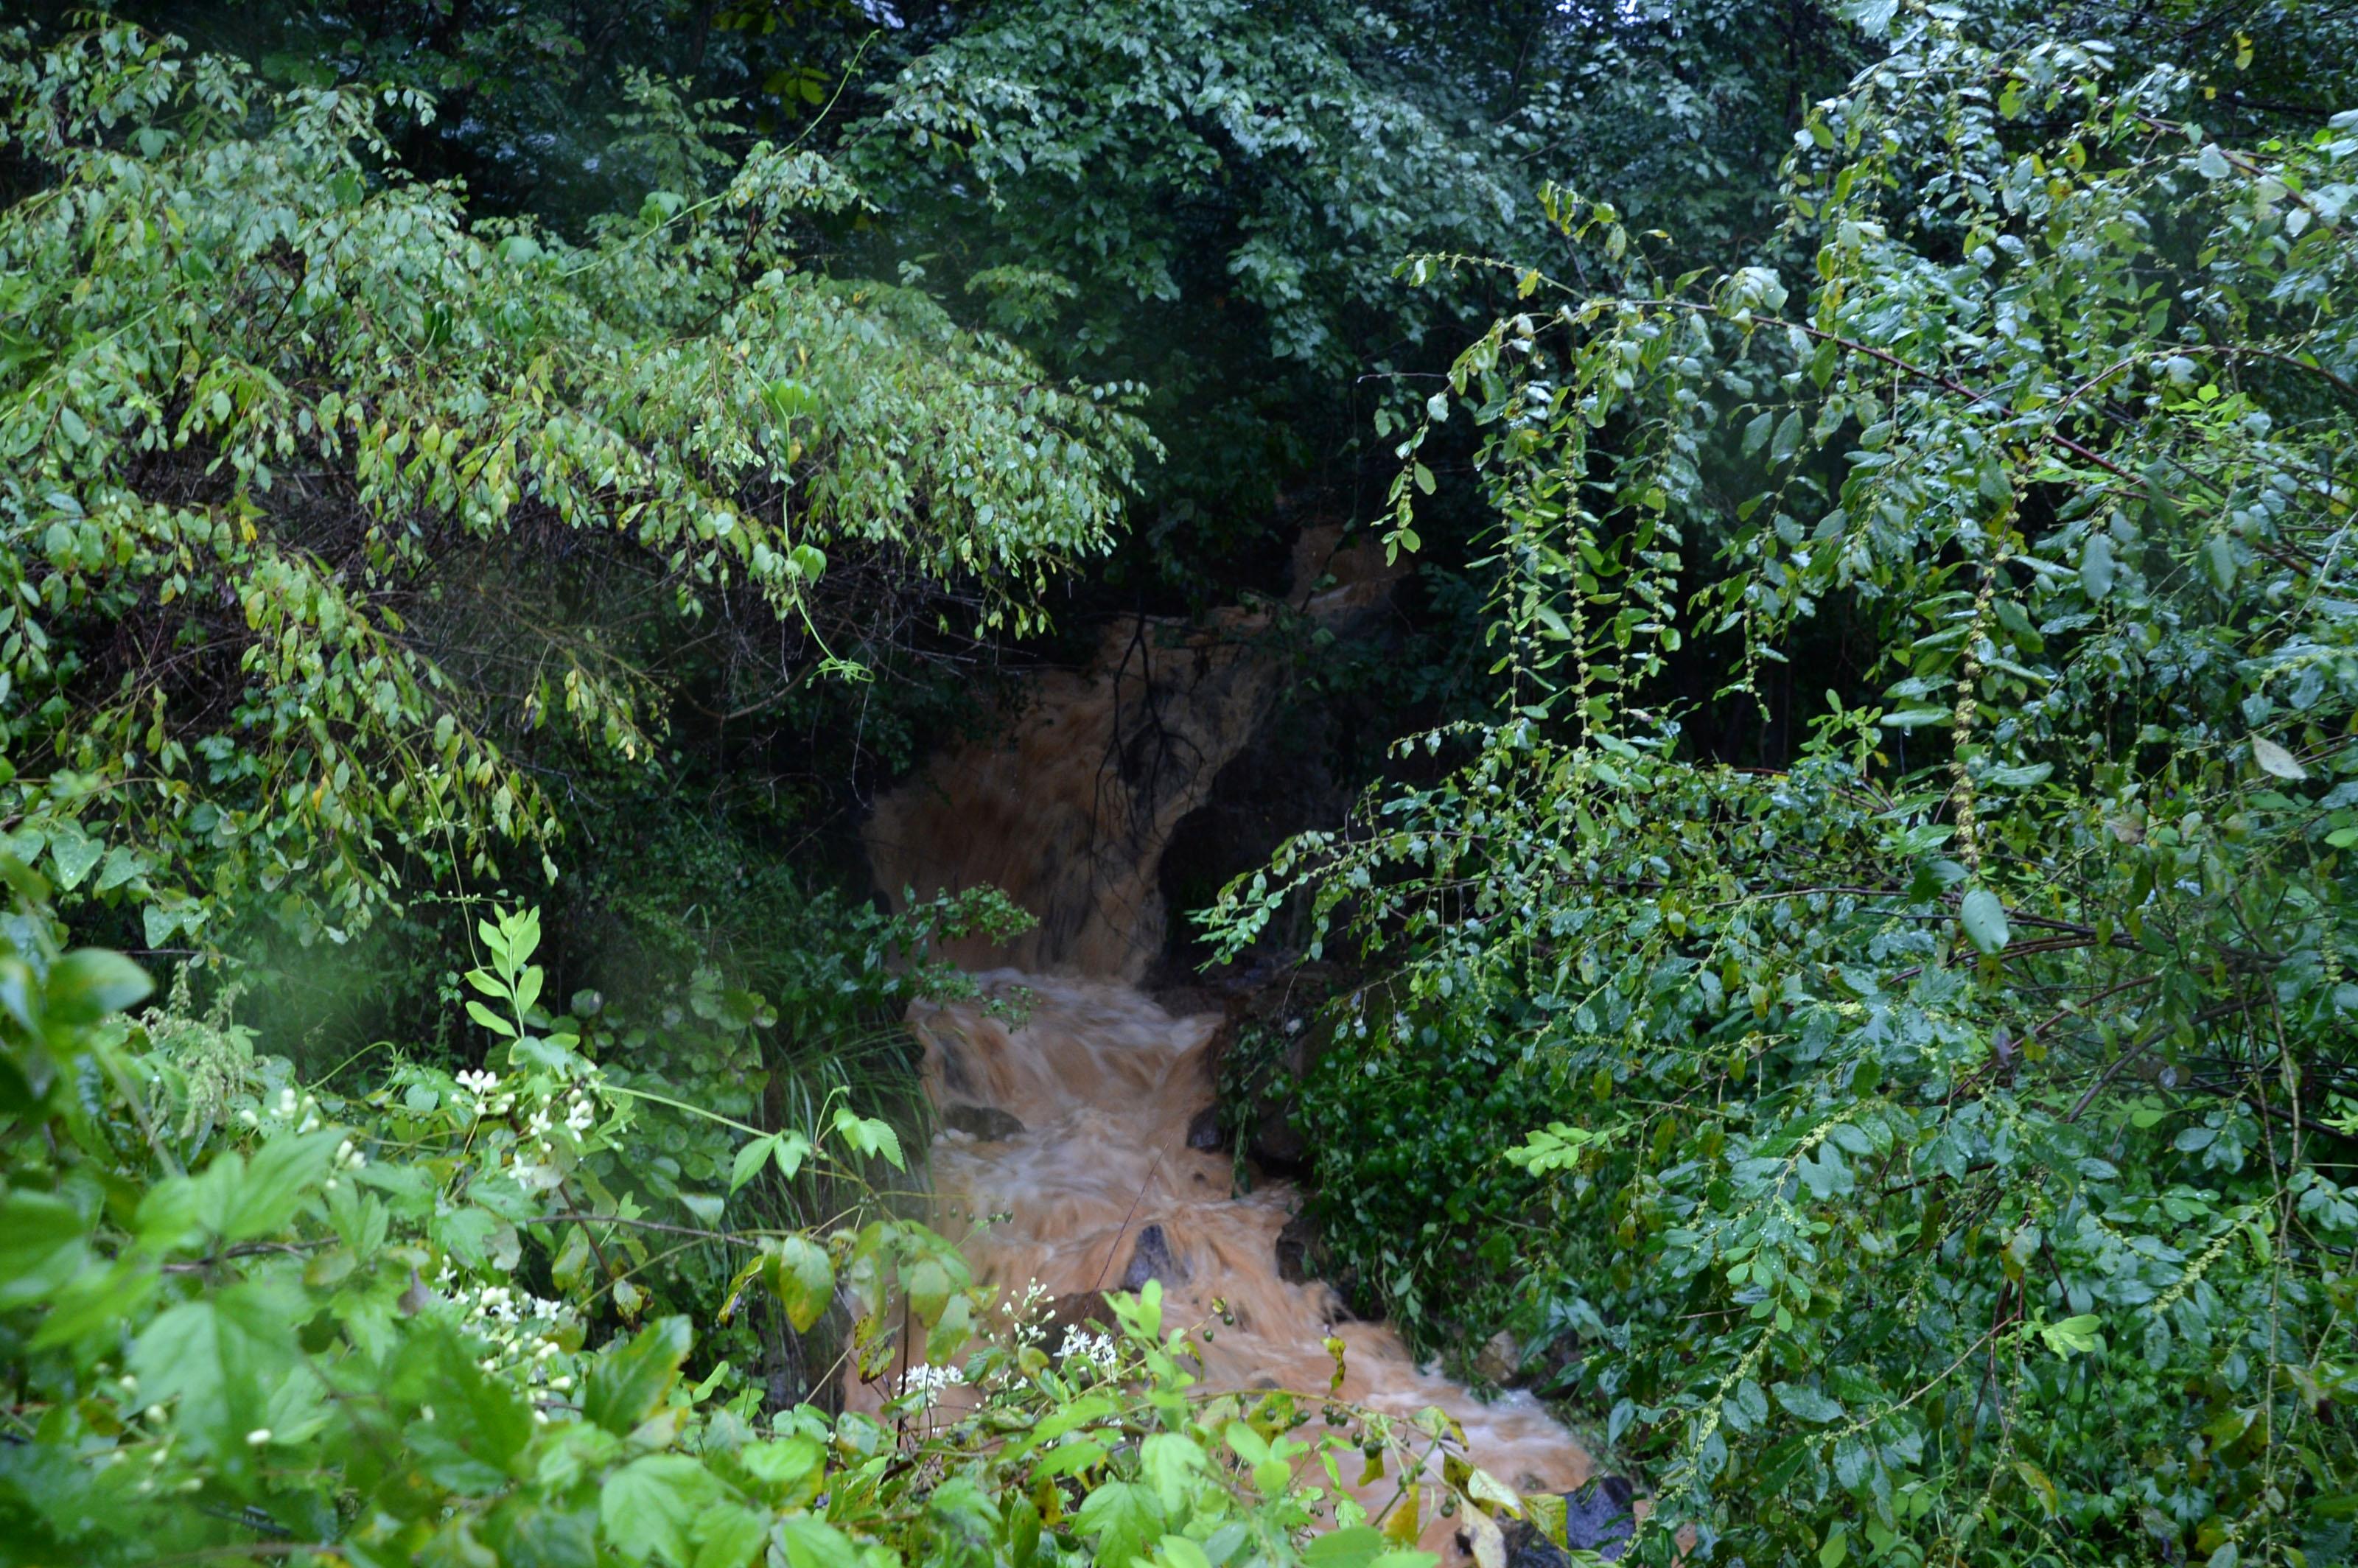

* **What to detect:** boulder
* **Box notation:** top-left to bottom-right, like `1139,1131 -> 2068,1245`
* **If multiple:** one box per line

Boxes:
1500,1477 -> 1635,1566
1119,1223 -> 1186,1289
1245,1098 -> 1312,1175
1274,1211 -> 1323,1284
1475,1329 -> 1522,1386
1186,1105 -> 1225,1151
1273,1211 -> 1374,1320
942,1103 -> 1026,1141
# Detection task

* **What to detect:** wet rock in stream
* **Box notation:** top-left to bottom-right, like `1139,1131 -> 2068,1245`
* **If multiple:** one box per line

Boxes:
1274,1211 -> 1322,1284
1119,1222 -> 1186,1289
1475,1329 -> 1523,1386
1185,1105 -> 1225,1151
1497,1476 -> 1636,1566
942,1102 -> 1026,1141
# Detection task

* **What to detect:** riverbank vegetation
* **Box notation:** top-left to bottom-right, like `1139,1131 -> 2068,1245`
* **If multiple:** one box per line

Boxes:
4,1 -> 2357,1564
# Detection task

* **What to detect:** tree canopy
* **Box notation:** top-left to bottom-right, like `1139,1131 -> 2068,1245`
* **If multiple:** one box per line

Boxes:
0,24 -> 1142,945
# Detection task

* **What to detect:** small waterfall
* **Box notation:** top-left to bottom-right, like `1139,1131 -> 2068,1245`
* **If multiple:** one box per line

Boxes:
860,531 -> 1595,1553
865,608 -> 1293,981
912,976 -> 1596,1511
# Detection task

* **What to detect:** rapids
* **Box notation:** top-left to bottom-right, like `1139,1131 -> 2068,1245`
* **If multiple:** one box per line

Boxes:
908,973 -> 1597,1513
859,529 -> 1596,1550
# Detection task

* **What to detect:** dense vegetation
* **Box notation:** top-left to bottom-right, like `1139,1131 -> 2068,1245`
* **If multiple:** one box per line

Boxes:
5,1 -> 2358,1565
1211,10 -> 2358,1564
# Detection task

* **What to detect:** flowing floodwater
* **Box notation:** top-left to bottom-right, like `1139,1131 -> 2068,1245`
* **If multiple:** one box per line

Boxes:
861,531 -> 1595,1550
907,976 -> 1595,1508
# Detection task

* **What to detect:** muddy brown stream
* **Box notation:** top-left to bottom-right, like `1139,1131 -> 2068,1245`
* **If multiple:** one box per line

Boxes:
858,539 -> 1595,1550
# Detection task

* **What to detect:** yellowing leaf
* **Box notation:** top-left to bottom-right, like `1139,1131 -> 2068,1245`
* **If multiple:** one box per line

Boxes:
1463,1510 -> 1505,1568
2252,736 -> 2307,780
767,1236 -> 836,1333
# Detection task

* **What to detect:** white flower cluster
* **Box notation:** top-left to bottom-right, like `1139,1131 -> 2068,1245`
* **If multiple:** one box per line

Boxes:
239,1085 -> 323,1132
452,1068 -> 514,1119
1009,1278 -> 1052,1348
519,1085 -> 597,1155
900,1362 -> 966,1407
322,1135 -> 369,1191
456,1280 -> 578,1411
448,1065 -> 607,1192
1057,1326 -> 1118,1373
468,1282 -> 564,1325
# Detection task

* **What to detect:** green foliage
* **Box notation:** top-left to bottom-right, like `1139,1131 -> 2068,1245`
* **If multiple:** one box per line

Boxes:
0,23 -> 1144,943
1211,6 -> 2358,1561
866,0 -> 1528,377
852,0 -> 1866,583
0,874 -> 1552,1568
1295,1012 -> 1557,1342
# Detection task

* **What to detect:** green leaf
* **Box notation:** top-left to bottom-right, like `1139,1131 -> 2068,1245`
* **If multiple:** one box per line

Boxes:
221,1130 -> 341,1242
774,1516 -> 861,1568
731,1134 -> 778,1194
906,1256 -> 952,1326
31,1253 -> 160,1349
603,1453 -> 727,1566
1769,410 -> 1803,463
1306,1525 -> 1390,1568
2038,1314 -> 2105,1357
141,902 -> 183,950
1076,1479 -> 1163,1568
1799,1143 -> 1853,1199
1160,1536 -> 1214,1568
1138,1432 -> 1206,1513
1842,0 -> 1896,36
772,1131 -> 813,1180
1772,1382 -> 1844,1424
433,1205 -> 499,1270
692,1504 -> 770,1568
762,378 -> 821,423
741,1435 -> 825,1505
1742,410 -> 1775,456
94,844 -> 144,892
2079,533 -> 2115,600
405,1331 -> 535,1494
584,1315 -> 693,1434
2204,533 -> 2238,591
43,948 -> 152,1025
0,1189 -> 88,1309
830,1107 -> 903,1170
46,827 -> 101,892
131,1283 -> 298,1457
1959,887 -> 2011,954
1008,1494 -> 1043,1568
